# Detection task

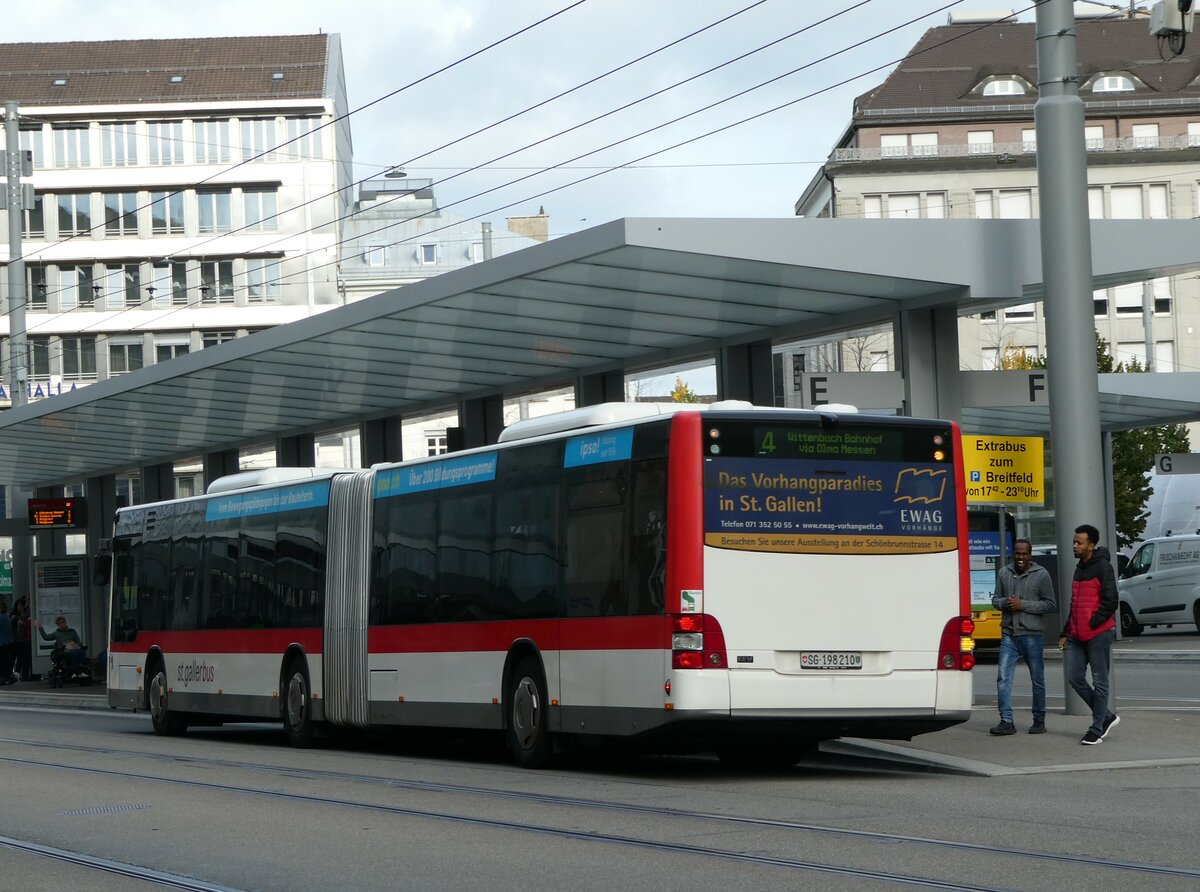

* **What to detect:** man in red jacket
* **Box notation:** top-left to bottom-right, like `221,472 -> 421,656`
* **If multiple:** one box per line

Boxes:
1059,524 -> 1119,746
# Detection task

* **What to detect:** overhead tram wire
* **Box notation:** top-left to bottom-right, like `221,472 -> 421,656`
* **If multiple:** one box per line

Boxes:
8,0 -> 814,330
13,0 -> 885,347
10,0 -> 592,269
18,0 -> 1008,368
23,0 -> 1021,377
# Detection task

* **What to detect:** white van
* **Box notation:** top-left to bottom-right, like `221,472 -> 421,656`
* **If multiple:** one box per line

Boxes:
1118,535 -> 1200,636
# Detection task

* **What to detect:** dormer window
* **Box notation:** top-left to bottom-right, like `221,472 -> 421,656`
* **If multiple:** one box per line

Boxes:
983,78 -> 1025,96
1092,75 -> 1135,93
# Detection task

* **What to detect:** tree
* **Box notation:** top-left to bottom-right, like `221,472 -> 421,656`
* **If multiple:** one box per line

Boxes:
1021,335 -> 1190,548
670,376 -> 700,403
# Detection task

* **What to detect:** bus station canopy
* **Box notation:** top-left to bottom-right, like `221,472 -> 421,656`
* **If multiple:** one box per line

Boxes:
3,217 -> 1200,490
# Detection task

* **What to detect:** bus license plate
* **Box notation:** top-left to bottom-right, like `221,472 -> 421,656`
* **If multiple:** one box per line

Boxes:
799,651 -> 862,670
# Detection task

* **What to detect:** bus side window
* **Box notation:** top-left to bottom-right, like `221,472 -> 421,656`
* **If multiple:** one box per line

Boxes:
564,468 -> 628,618
627,459 -> 667,615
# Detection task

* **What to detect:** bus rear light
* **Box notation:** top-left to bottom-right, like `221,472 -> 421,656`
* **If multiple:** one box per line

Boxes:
672,651 -> 703,669
669,613 -> 728,670
937,616 -> 974,671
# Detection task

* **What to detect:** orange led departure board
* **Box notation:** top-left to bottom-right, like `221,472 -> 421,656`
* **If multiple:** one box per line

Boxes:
28,498 -> 86,529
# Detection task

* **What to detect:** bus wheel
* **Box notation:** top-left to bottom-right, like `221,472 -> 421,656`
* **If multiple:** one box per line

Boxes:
283,659 -> 315,748
1119,603 -> 1143,638
506,657 -> 550,768
147,661 -> 187,737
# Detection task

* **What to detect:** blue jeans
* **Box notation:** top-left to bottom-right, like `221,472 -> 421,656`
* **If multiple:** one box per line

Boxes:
1065,629 -> 1115,736
996,633 -> 1046,724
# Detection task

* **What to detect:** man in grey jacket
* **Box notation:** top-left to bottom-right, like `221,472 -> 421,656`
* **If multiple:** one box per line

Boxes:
989,539 -> 1057,736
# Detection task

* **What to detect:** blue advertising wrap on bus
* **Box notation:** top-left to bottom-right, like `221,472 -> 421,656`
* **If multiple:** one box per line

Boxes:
703,457 -> 956,554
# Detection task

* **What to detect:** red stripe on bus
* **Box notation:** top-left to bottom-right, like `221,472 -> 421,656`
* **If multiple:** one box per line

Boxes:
369,616 -> 670,653
109,628 -> 322,654
666,411 -> 705,613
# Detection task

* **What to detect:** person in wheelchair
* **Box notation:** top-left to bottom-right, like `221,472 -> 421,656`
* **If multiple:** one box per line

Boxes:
35,616 -> 88,683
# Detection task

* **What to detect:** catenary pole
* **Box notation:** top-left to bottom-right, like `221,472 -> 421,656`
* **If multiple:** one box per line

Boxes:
1034,0 -> 1105,716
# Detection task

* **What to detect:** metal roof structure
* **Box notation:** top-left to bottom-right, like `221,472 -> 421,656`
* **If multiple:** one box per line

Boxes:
3,217 -> 1200,490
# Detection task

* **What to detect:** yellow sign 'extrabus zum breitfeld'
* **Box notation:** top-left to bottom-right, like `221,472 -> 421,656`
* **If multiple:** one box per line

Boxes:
962,435 -> 1044,506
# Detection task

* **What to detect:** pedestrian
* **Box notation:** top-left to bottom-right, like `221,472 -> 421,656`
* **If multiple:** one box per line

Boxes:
989,539 -> 1057,736
12,597 -> 33,681
0,601 -> 14,684
1060,523 -> 1120,745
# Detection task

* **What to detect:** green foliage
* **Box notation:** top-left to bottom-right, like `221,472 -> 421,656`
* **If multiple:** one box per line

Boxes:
670,376 -> 700,403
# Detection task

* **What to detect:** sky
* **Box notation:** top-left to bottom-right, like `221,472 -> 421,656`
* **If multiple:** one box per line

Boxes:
4,0 -> 1051,393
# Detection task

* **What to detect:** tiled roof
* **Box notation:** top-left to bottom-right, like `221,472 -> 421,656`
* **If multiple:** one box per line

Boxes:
855,19 -> 1200,119
0,35 -> 329,106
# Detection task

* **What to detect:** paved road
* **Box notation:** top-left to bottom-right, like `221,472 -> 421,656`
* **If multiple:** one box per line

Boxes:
2,704 -> 1198,892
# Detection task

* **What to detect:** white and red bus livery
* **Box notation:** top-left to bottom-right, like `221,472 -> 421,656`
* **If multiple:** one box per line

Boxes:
106,402 -> 973,766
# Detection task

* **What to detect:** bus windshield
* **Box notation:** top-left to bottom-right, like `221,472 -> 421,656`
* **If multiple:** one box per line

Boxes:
702,419 -> 958,555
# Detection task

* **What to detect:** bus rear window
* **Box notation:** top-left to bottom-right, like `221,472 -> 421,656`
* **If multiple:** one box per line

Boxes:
702,419 -> 957,555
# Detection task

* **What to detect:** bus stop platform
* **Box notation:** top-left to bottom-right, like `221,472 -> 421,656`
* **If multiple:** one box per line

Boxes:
1,635 -> 1196,778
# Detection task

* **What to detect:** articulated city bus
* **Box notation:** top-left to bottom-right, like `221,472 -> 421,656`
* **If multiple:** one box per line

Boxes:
104,402 -> 974,767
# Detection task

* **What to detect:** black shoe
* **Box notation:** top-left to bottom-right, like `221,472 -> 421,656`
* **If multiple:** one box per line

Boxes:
1101,714 -> 1120,739
989,721 -> 1016,736
1028,721 -> 1046,734
1081,729 -> 1103,745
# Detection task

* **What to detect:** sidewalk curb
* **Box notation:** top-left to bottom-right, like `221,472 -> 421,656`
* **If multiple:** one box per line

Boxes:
0,691 -> 112,711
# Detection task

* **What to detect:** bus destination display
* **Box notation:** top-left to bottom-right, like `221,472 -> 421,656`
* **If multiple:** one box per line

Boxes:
28,498 -> 86,530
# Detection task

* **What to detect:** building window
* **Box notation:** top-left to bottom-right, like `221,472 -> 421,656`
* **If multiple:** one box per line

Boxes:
982,78 -> 1025,96
150,191 -> 185,235
241,119 -> 277,161
967,131 -> 994,154
28,265 -> 48,311
864,192 -> 945,219
245,258 -> 281,303
148,121 -> 185,165
1093,289 -> 1108,317
104,263 -> 142,309
879,132 -> 938,158
1106,184 -> 1168,219
19,127 -> 45,169
974,189 -> 1033,219
151,261 -> 189,308
1085,125 -> 1105,150
155,336 -> 190,363
1092,75 -> 1135,93
58,265 -> 95,311
57,193 -> 92,236
108,339 -> 144,375
470,242 -> 484,262
426,433 -> 448,456
101,123 -> 138,166
62,336 -> 98,380
200,261 -> 235,304
1004,303 -> 1036,320
1021,129 -> 1037,153
284,117 -> 323,160
243,188 -> 278,232
22,195 -> 44,239
364,245 -> 386,267
419,244 -> 438,265
197,190 -> 232,233
29,336 -> 50,380
104,192 -> 139,237
202,331 -> 237,349
52,125 -> 90,168
1130,123 -> 1160,149
195,120 -> 231,164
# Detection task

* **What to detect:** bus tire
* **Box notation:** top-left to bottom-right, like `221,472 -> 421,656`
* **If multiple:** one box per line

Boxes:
506,656 -> 551,769
282,658 -> 315,748
1119,603 -> 1143,638
147,659 -> 187,737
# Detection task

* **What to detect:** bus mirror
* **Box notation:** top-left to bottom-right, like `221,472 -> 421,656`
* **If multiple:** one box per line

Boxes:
92,554 -> 112,586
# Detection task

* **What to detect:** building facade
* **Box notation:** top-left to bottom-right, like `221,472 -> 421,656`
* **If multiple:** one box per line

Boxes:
795,15 -> 1198,376
0,35 -> 352,409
